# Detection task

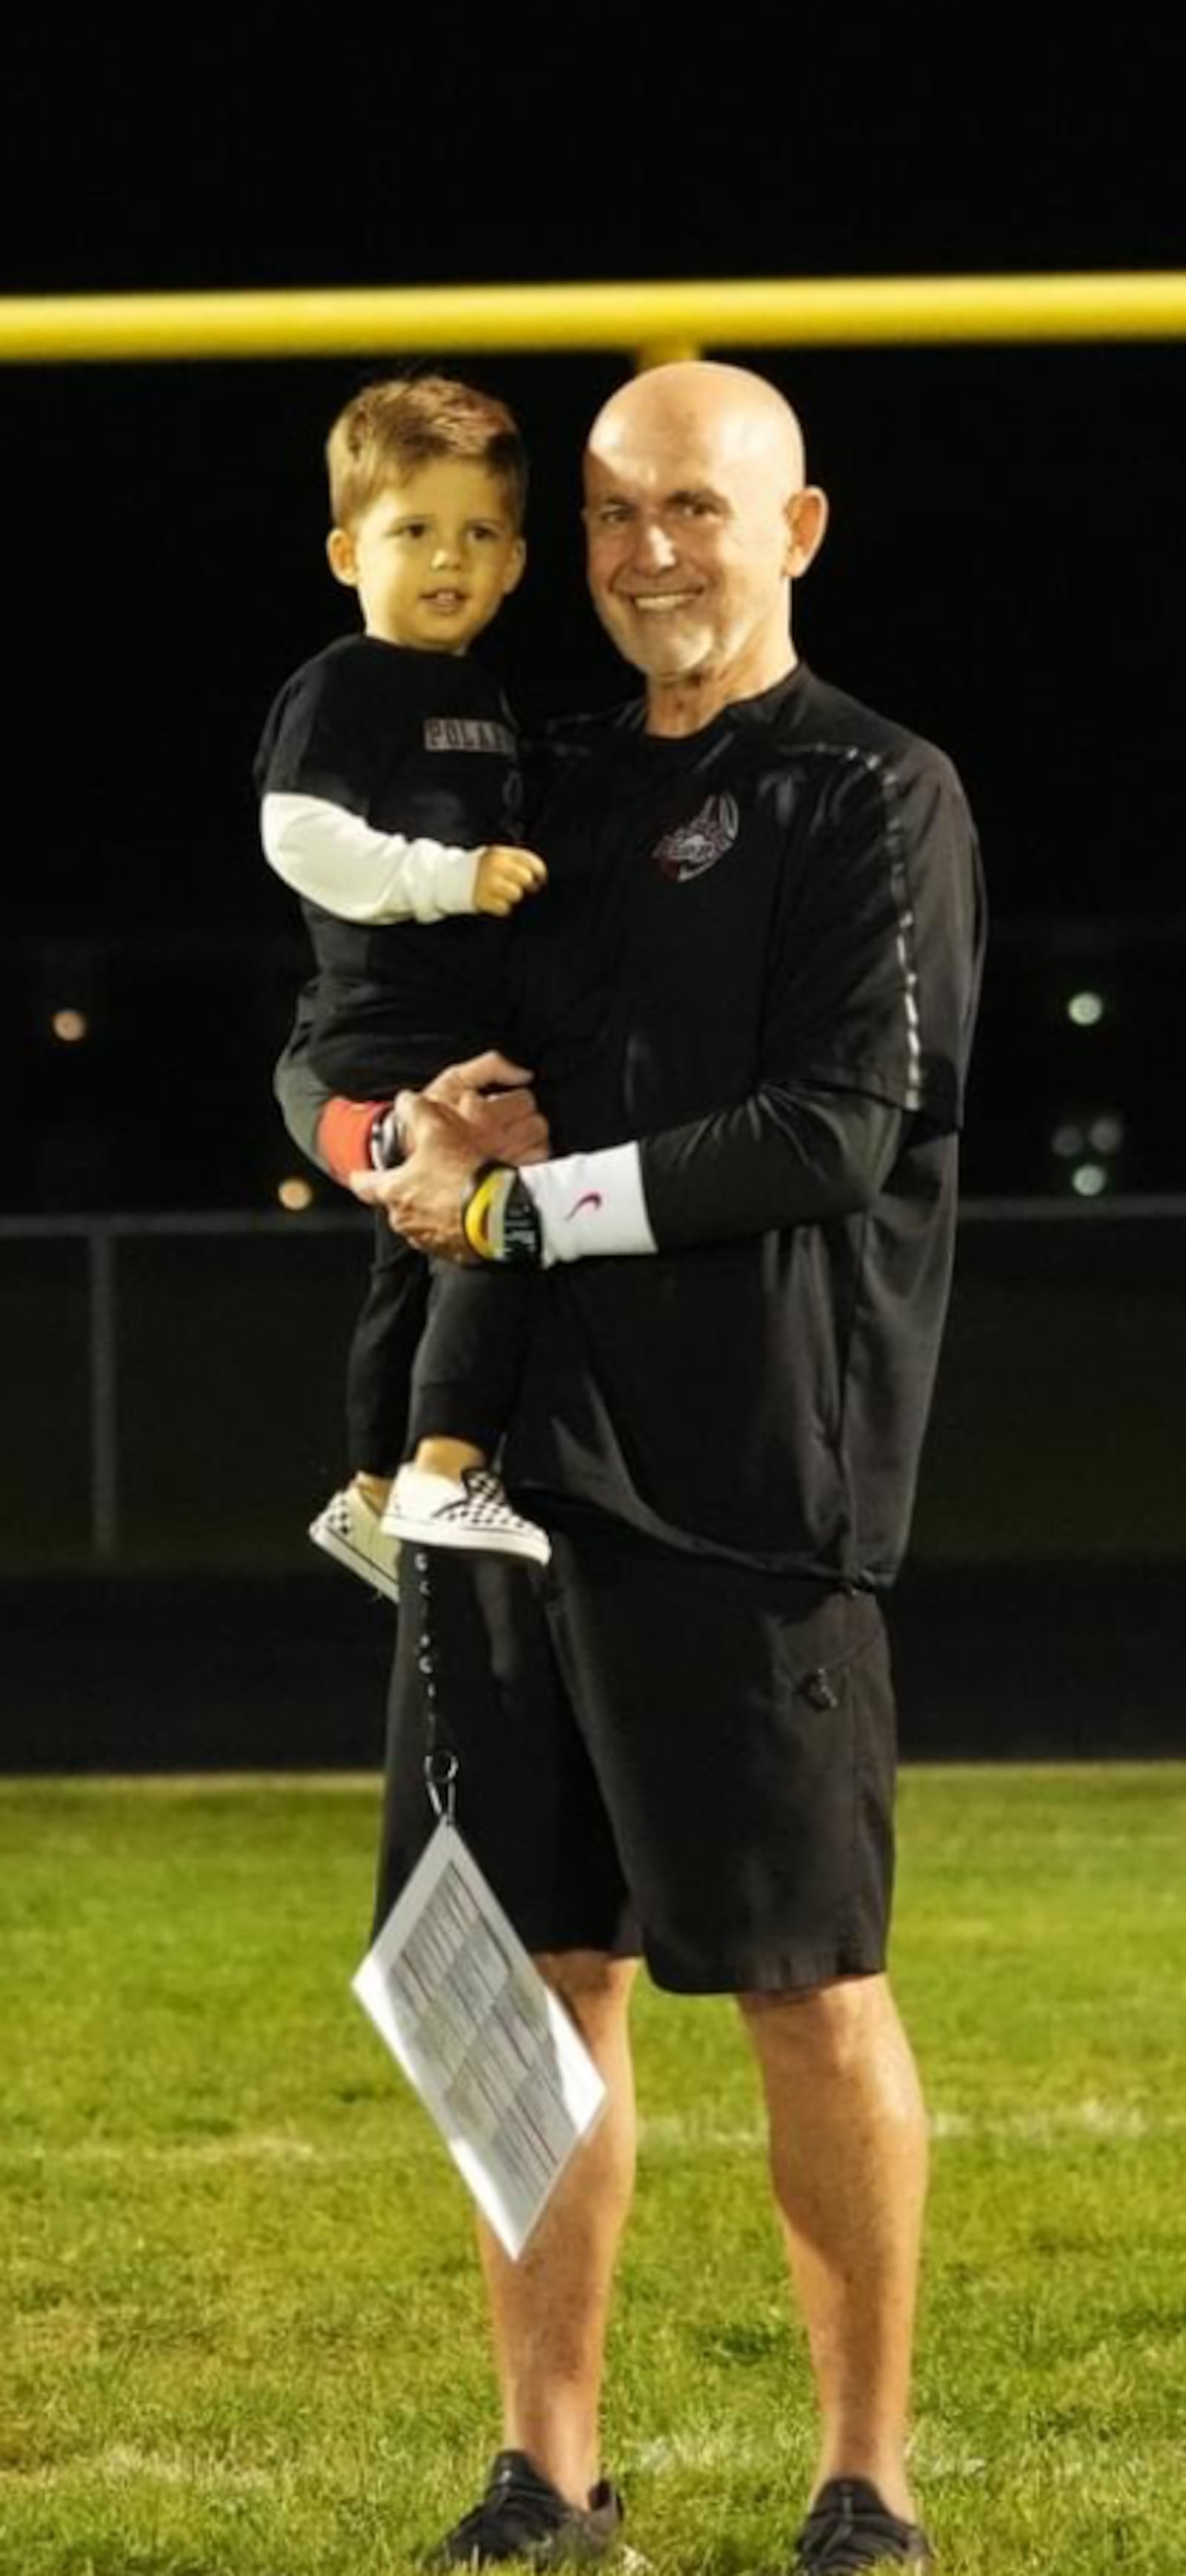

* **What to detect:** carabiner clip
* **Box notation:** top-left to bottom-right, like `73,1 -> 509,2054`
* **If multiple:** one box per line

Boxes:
424,1747 -> 459,1826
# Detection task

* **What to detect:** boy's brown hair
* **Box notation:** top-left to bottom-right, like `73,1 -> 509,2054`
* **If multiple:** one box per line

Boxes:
326,374 -> 528,532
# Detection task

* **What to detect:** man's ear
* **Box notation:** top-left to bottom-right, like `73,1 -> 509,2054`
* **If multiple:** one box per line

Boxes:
326,525 -> 359,589
785,486 -> 829,578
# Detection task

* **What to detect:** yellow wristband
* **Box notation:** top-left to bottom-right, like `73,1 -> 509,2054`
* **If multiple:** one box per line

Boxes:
461,1163 -> 511,1260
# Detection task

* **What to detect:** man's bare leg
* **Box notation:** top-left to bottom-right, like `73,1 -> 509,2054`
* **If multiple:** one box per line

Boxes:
476,1951 -> 638,2506
740,1973 -> 929,2523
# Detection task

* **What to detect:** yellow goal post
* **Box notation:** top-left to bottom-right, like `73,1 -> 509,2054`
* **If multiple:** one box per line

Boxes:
2,273 -> 1185,366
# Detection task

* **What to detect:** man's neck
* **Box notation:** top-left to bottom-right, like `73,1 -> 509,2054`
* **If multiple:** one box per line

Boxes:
645,641 -> 798,739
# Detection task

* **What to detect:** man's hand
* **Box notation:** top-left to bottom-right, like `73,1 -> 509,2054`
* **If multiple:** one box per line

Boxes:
354,1054 -> 549,1256
474,845 -> 548,917
351,1092 -> 492,1261
420,1051 -> 548,1166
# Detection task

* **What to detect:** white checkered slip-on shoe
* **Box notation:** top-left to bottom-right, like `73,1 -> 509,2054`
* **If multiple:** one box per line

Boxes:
381,1465 -> 551,1566
308,1484 -> 401,1604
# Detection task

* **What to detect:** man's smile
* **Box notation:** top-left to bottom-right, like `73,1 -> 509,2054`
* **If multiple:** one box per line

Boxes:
626,589 -> 701,612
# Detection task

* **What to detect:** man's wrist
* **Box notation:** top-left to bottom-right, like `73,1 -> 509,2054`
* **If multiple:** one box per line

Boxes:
457,1143 -> 657,1269
460,1162 -> 543,1267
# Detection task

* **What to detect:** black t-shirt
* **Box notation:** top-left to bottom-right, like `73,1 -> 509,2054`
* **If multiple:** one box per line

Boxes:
255,635 -> 522,1094
506,664 -> 986,1588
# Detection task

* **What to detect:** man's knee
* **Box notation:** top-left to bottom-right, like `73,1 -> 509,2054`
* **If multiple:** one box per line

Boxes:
533,1949 -> 637,2045
738,1971 -> 895,2078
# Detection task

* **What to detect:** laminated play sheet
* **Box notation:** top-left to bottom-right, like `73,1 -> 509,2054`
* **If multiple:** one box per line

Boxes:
353,1819 -> 606,2257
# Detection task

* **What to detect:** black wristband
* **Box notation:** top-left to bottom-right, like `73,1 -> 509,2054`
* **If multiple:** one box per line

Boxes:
498,1173 -> 544,1268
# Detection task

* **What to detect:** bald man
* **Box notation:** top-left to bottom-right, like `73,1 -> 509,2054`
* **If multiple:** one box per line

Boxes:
291,363 -> 984,2572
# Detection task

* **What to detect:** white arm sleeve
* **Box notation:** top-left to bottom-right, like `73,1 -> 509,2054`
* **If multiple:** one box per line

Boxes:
262,790 -> 483,924
519,1144 -> 657,1264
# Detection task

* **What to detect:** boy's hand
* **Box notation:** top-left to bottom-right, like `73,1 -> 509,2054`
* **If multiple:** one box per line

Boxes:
474,845 -> 548,916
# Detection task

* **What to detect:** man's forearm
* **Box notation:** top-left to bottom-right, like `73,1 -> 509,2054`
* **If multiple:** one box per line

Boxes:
517,1083 -> 907,1265
352,1075 -> 904,1265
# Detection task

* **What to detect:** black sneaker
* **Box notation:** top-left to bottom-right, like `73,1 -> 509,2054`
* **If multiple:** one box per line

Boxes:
427,2448 -> 623,2567
791,2475 -> 933,2572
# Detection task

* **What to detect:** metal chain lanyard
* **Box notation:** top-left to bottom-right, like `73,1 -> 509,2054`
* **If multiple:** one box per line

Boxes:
413,1548 -> 459,1826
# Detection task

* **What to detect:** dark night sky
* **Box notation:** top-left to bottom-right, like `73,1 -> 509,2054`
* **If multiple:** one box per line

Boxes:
4,30 -> 1182,1201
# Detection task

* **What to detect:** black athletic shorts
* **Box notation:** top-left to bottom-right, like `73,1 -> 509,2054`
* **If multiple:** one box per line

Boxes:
374,1512 -> 898,1995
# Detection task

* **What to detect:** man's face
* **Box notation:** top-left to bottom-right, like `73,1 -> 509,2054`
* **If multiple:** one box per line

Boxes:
583,406 -> 809,689
328,458 -> 525,653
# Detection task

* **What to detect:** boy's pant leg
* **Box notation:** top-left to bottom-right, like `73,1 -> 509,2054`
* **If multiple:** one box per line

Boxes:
407,1268 -> 537,1459
345,1219 -> 431,1476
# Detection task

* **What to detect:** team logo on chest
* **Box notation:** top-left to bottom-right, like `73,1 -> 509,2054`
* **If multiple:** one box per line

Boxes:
652,793 -> 740,882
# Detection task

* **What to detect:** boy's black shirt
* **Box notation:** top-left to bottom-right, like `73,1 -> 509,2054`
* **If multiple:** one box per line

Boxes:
507,664 -> 986,1588
256,634 -> 522,1093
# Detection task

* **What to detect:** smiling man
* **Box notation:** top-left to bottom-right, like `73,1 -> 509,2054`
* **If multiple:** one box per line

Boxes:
583,363 -> 826,719
291,361 -> 984,2574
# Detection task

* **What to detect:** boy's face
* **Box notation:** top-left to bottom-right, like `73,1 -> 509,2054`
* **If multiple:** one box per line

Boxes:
328,459 -> 525,652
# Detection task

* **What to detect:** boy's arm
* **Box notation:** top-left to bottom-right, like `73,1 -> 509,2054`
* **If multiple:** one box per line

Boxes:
262,791 -> 483,924
259,653 -> 484,923
259,647 -> 488,924
259,655 -> 541,925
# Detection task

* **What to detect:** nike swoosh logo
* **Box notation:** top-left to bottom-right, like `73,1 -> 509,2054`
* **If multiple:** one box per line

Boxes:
566,1190 -> 603,1220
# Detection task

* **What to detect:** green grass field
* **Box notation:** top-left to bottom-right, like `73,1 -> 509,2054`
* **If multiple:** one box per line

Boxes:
3,1768 -> 1185,2575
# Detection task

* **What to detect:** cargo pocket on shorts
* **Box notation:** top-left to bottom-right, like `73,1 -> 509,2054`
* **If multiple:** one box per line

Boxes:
776,1587 -> 884,1711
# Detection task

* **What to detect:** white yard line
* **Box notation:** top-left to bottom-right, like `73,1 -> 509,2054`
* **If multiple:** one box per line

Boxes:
7,2097 -> 1179,2173
638,2098 -> 1182,2153
0,2447 -> 278,2491
930,2098 -> 1171,2142
632,2426 -> 794,2471
7,2131 -> 325,2167
632,2427 -> 990,2481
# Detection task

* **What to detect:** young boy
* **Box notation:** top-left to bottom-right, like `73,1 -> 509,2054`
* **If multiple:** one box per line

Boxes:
256,374 -> 549,1602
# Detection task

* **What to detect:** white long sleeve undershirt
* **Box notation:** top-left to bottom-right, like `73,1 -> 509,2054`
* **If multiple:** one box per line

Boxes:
262,790 -> 483,924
